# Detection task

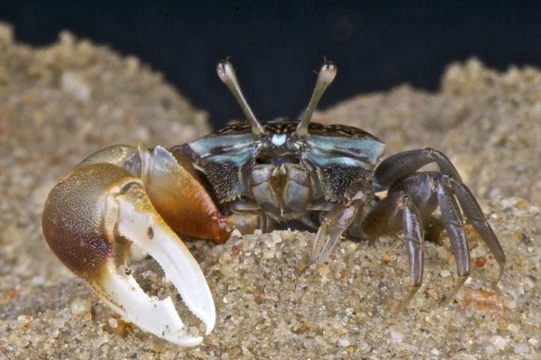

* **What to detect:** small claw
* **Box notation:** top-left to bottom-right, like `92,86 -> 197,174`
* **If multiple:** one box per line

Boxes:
310,179 -> 369,264
43,163 -> 215,346
310,204 -> 358,264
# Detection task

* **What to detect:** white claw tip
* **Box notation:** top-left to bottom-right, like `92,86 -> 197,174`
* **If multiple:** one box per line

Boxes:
95,188 -> 216,346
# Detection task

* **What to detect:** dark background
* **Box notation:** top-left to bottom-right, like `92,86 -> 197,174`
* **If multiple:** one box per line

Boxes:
1,1 -> 540,128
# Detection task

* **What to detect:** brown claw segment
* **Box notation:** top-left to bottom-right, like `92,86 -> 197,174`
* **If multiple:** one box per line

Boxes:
43,161 -> 215,346
42,164 -> 122,277
78,144 -> 233,243
140,145 -> 232,243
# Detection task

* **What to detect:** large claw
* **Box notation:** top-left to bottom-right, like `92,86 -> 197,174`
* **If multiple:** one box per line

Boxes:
42,160 -> 215,346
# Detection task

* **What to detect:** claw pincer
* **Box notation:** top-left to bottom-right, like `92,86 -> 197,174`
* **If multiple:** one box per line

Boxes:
43,145 -> 216,346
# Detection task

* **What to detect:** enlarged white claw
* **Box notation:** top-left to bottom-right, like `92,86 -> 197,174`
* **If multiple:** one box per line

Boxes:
43,154 -> 216,346
103,183 -> 216,346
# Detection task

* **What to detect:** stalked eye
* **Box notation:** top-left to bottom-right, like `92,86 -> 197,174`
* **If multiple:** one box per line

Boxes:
217,60 -> 265,136
296,61 -> 337,137
217,59 -> 337,140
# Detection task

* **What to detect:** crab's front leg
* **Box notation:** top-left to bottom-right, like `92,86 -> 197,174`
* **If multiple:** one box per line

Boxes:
310,178 -> 373,264
42,144 -> 224,346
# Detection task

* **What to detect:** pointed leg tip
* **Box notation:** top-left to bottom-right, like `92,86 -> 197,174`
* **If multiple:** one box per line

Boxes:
439,275 -> 469,307
392,285 -> 420,313
494,263 -> 505,287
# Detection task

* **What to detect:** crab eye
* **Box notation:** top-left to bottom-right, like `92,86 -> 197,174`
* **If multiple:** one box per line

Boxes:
296,61 -> 337,137
217,60 -> 266,136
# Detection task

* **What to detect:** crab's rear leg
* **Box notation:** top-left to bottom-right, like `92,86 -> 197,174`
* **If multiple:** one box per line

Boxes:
42,144 -> 227,346
356,190 -> 425,311
444,176 -> 505,285
309,177 -> 426,311
372,147 -> 462,191
384,172 -> 505,305
387,172 -> 481,305
373,148 -> 505,286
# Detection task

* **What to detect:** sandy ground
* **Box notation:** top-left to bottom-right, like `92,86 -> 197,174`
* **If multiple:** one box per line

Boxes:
1,23 -> 540,359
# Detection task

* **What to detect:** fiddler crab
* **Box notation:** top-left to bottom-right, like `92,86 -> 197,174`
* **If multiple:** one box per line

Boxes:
42,60 -> 505,346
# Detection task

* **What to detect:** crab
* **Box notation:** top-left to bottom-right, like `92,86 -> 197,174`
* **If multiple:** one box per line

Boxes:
42,60 -> 505,346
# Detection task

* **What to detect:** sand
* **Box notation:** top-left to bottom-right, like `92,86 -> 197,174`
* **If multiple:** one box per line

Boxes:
1,23 -> 540,359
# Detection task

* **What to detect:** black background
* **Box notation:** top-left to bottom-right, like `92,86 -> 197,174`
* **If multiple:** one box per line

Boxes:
1,1 -> 540,128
